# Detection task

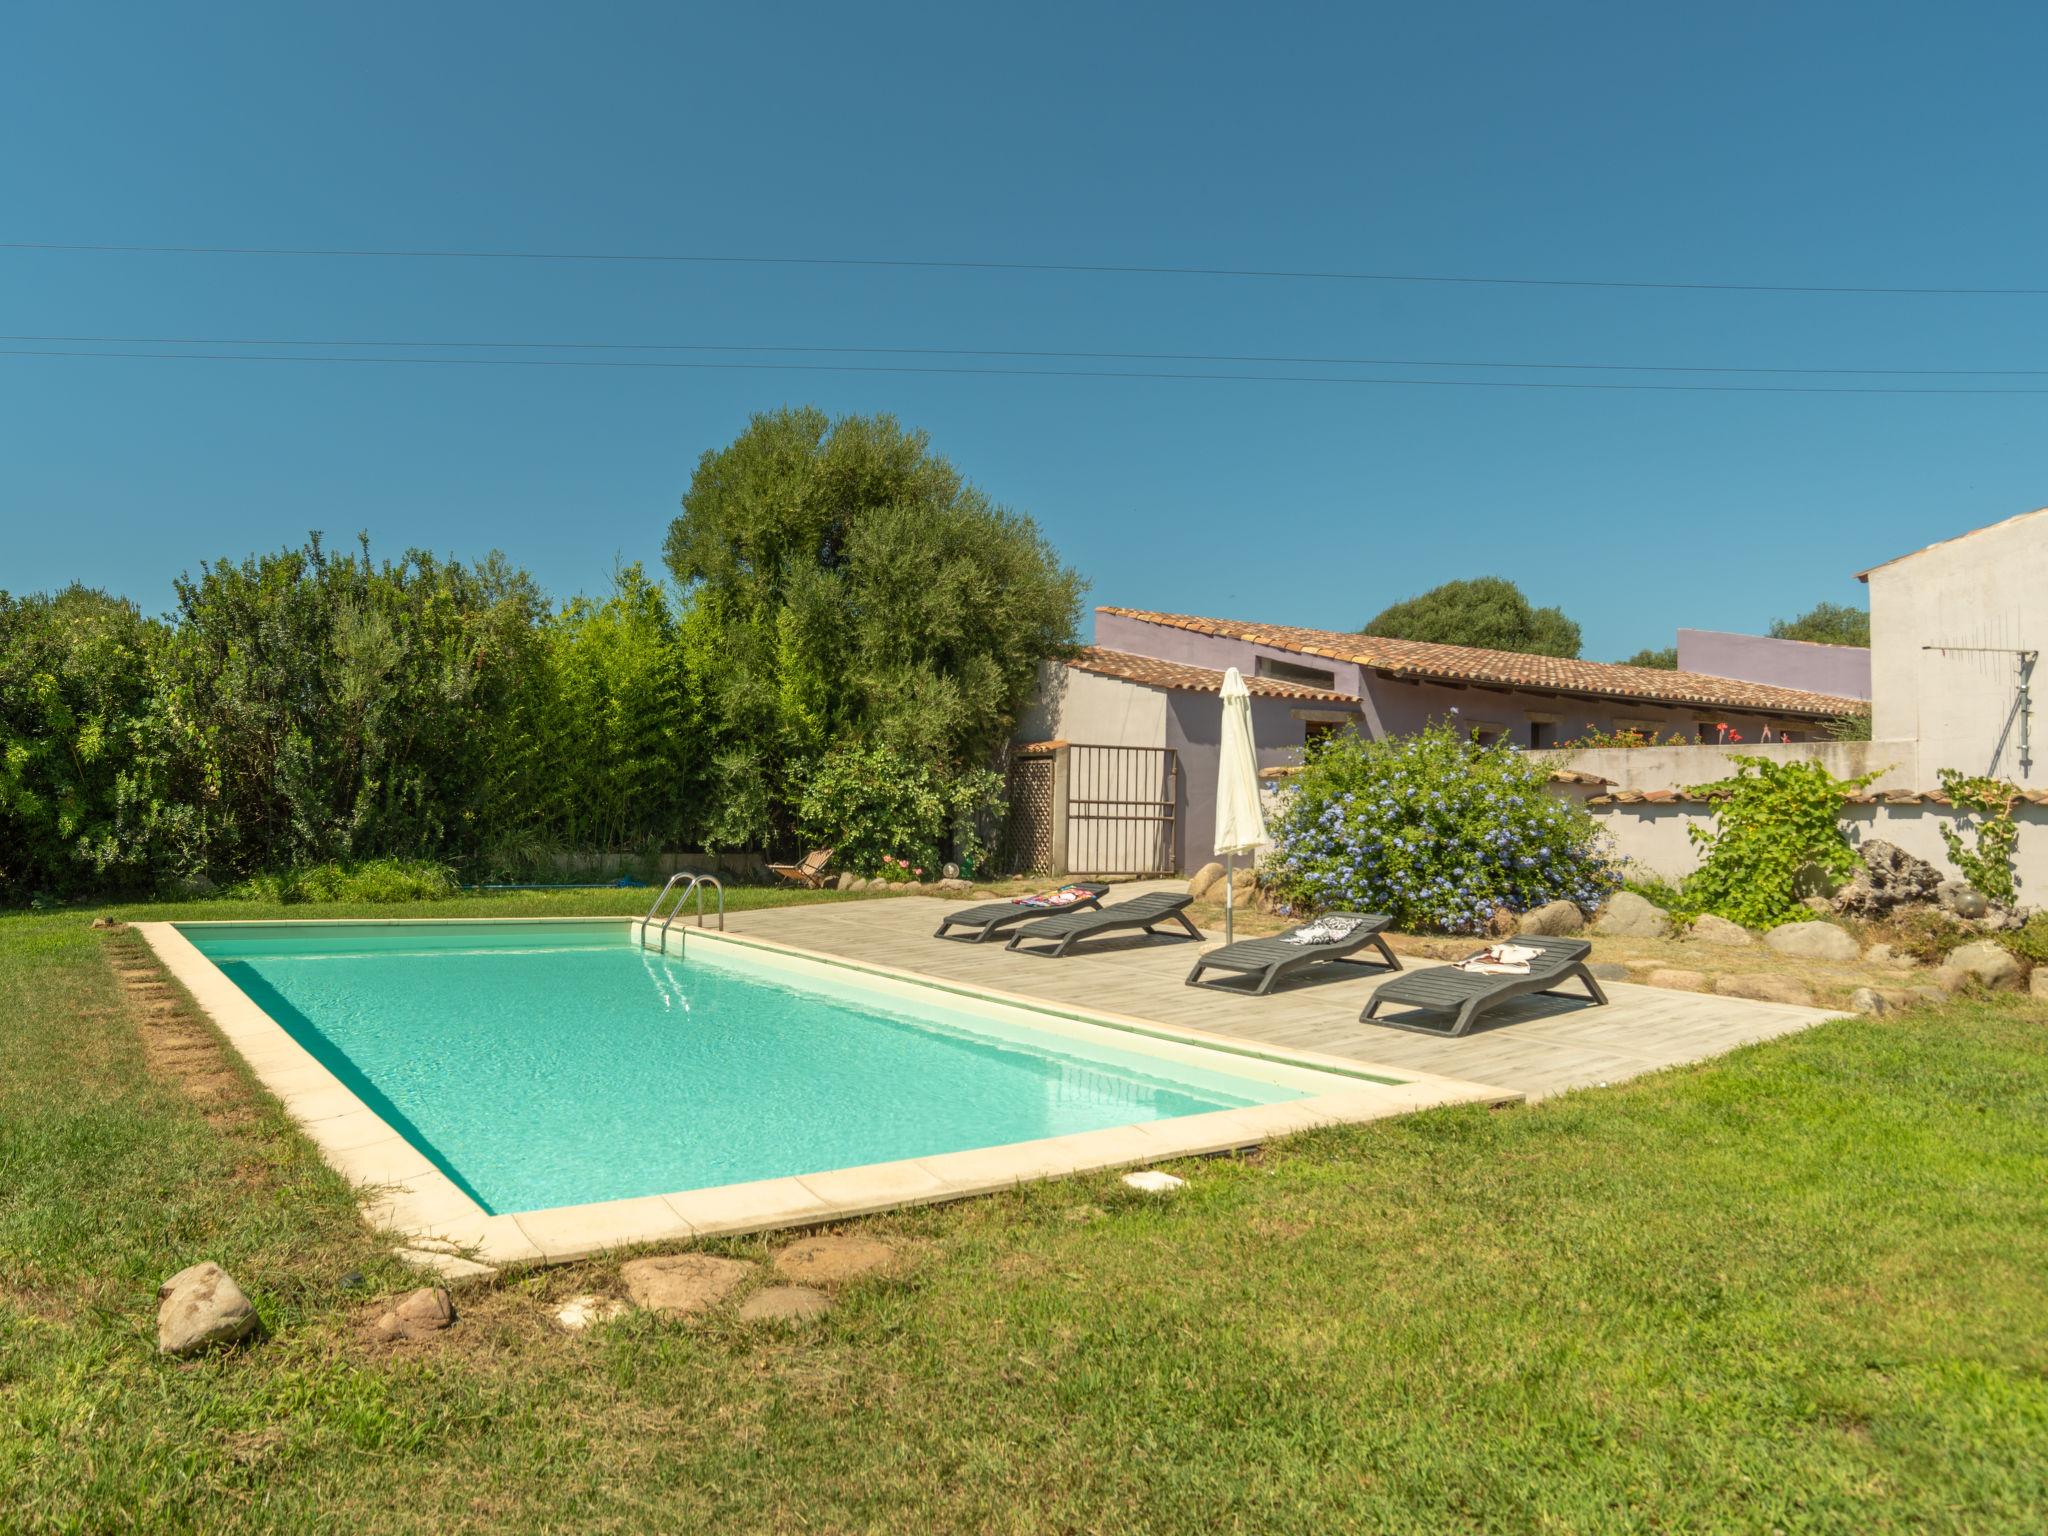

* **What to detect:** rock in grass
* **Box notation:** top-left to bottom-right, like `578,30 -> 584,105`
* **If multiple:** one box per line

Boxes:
1762,921 -> 1860,962
1186,862 -> 1226,901
833,872 -> 859,892
620,1255 -> 753,1314
1594,892 -> 1671,938
1936,941 -> 2024,993
1848,987 -> 1906,1016
738,1285 -> 832,1324
1515,900 -> 1584,937
1713,974 -> 1817,1006
1862,943 -> 1915,970
554,1294 -> 630,1333
2031,969 -> 2048,1000
1645,968 -> 1708,992
1686,914 -> 1754,947
157,1262 -> 259,1356
772,1235 -> 898,1286
367,1286 -> 455,1343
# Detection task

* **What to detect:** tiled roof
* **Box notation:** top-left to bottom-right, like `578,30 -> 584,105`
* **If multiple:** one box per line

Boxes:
1097,608 -> 1870,719
1063,647 -> 1363,705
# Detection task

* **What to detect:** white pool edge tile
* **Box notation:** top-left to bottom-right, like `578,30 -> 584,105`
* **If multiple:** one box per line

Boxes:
134,917 -> 1521,1271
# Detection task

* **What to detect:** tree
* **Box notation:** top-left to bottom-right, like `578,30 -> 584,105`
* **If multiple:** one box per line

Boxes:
1362,576 -> 1581,658
1619,646 -> 1678,669
1769,601 -> 1869,647
663,407 -> 1085,850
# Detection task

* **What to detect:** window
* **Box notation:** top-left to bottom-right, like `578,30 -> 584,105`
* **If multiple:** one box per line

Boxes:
1528,720 -> 1555,749
1302,719 -> 1343,750
1255,655 -> 1339,691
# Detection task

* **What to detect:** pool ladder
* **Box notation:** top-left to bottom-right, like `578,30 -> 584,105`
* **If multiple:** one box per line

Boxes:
637,872 -> 725,950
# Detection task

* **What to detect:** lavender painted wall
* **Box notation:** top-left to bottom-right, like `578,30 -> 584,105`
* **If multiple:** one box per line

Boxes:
1675,629 -> 1871,700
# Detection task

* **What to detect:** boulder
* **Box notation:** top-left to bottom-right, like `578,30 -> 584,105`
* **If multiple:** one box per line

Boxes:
1938,881 -> 1990,920
1847,986 -> 1914,1017
936,877 -> 973,894
772,1235 -> 899,1286
1229,867 -> 1258,898
1936,940 -> 2024,993
834,872 -> 859,892
157,1261 -> 259,1356
1484,907 -> 1519,938
1594,892 -> 1671,939
89,915 -> 121,931
1832,840 -> 1943,920
1861,942 -> 1915,970
1515,900 -> 1584,937
620,1254 -> 753,1314
1909,987 -> 1950,1009
1645,968 -> 1708,992
1762,921 -> 1860,962
1713,974 -> 1817,1006
1187,862 -> 1226,902
1686,914 -> 1755,947
738,1285 -> 833,1324
367,1286 -> 455,1344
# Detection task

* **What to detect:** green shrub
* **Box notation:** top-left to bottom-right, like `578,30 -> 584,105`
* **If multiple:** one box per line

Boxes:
2000,914 -> 2048,970
793,742 -> 1001,879
227,858 -> 459,904
1624,874 -> 1686,910
1678,757 -> 1880,929
1262,723 -> 1619,933
1878,906 -> 1975,966
1935,769 -> 2020,905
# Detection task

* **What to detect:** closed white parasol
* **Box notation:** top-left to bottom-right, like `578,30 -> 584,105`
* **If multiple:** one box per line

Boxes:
1212,666 -> 1268,944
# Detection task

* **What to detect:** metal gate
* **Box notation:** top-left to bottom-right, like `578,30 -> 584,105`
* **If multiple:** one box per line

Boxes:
1069,745 -> 1179,876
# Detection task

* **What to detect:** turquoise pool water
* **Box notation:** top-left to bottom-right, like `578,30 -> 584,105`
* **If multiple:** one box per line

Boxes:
181,922 -> 1314,1214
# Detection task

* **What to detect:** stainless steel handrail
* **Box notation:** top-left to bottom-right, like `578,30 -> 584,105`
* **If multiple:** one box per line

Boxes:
637,873 -> 693,946
648,873 -> 726,950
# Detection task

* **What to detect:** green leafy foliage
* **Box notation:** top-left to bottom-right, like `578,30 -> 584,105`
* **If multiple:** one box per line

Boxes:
1619,646 -> 1678,669
1824,711 -> 1874,742
1769,601 -> 1870,647
1362,577 -> 1581,658
1566,725 -> 1689,749
1877,905 -> 1975,966
664,408 -> 1084,851
1263,723 -> 1619,932
1936,769 -> 2021,904
225,858 -> 459,903
794,742 -> 1001,878
1679,757 -> 1880,928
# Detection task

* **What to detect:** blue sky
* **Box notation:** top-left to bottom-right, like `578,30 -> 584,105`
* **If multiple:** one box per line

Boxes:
6,3 -> 2047,660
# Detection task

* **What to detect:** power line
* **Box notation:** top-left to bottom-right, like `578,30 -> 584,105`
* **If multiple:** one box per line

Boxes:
5,331 -> 2046,378
6,239 -> 2048,297
8,345 -> 2048,395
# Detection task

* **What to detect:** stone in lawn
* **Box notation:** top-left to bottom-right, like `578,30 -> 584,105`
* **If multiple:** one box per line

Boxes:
157,1261 -> 260,1356
1121,1170 -> 1185,1194
1593,892 -> 1671,938
1847,987 -> 1915,1017
1713,974 -> 1816,1006
554,1294 -> 630,1333
1686,914 -> 1755,947
738,1285 -> 832,1324
1762,921 -> 1860,962
620,1254 -> 753,1314
772,1235 -> 899,1286
936,877 -> 973,894
1861,943 -> 1915,970
1515,900 -> 1584,937
834,872 -> 859,891
367,1286 -> 456,1344
1936,941 -> 2024,993
1186,862 -> 1226,901
1645,968 -> 1708,992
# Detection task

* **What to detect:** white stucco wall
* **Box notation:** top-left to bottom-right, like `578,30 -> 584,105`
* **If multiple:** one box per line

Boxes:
1866,507 -> 2048,785
1528,740 -> 1922,793
1014,662 -> 1167,748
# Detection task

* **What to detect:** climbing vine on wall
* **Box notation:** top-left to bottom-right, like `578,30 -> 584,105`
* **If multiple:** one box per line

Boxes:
1680,757 -> 1882,929
1936,768 -> 2021,905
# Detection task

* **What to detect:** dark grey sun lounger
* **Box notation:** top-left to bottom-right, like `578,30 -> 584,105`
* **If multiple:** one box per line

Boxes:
934,882 -> 1113,943
1184,913 -> 1400,995
1005,892 -> 1202,958
1360,935 -> 1605,1037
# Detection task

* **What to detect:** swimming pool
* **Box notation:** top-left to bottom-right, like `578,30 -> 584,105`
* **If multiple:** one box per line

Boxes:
140,918 -> 1503,1266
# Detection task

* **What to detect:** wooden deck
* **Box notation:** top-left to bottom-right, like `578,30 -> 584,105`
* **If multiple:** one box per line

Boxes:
723,895 -> 1843,1102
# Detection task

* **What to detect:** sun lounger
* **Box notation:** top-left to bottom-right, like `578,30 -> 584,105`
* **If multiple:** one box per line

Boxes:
767,848 -> 834,888
1184,913 -> 1399,995
1005,892 -> 1202,958
933,882 -> 1113,943
1360,935 -> 1605,1037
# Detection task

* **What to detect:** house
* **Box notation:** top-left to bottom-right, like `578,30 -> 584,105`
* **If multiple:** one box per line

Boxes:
1011,606 -> 1868,876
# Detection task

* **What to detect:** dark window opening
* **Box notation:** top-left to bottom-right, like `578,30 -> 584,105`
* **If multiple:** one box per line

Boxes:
1256,655 -> 1339,691
1303,719 -> 1343,750
1528,720 -> 1555,749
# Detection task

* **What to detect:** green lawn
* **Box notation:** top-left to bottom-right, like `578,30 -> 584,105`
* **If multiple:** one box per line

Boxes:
3,895 -> 2046,1533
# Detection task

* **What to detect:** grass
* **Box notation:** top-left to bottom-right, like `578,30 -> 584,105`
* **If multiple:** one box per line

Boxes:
3,893 -> 2047,1532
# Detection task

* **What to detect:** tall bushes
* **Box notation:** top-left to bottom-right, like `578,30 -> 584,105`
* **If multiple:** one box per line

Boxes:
1679,757 -> 1880,928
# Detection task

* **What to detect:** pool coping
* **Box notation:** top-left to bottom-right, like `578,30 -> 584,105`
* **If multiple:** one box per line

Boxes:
133,917 -> 1521,1274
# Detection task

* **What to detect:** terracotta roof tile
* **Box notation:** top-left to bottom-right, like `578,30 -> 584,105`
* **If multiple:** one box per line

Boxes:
1063,647 -> 1362,705
1098,607 -> 1869,719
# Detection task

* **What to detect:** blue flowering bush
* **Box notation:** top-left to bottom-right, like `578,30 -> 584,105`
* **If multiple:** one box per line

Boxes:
1262,723 -> 1619,933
